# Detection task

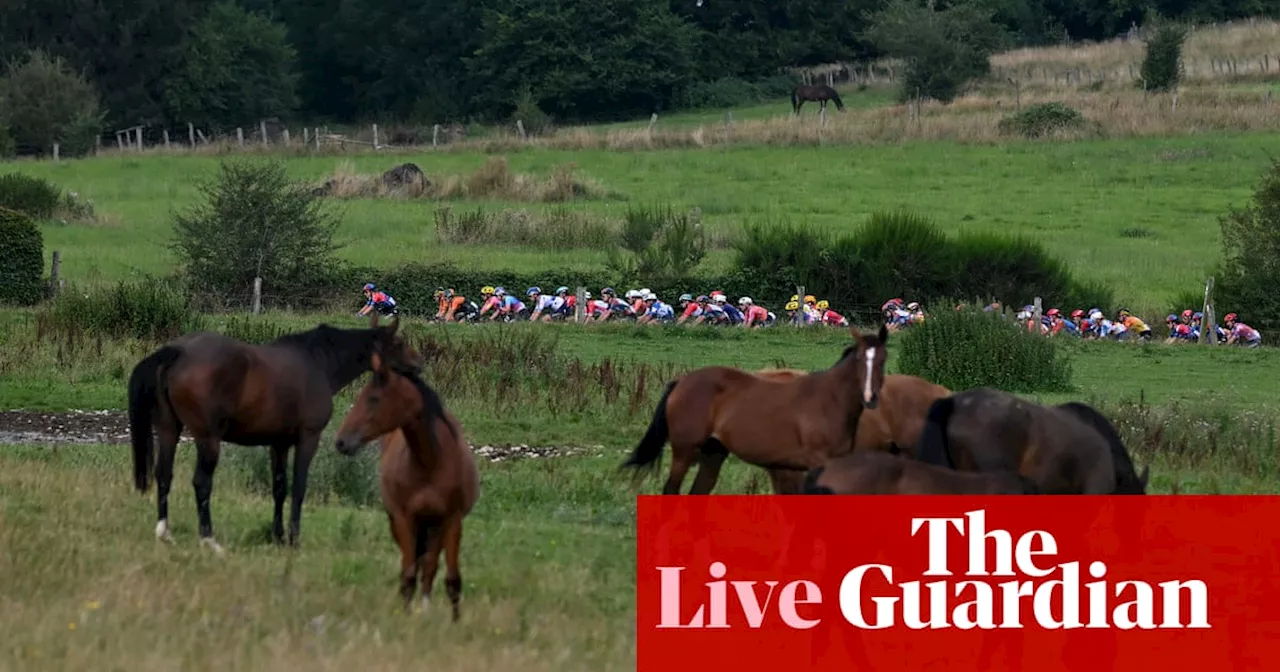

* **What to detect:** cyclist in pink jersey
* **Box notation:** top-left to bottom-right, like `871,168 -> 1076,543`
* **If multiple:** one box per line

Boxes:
737,297 -> 770,327
1223,313 -> 1262,347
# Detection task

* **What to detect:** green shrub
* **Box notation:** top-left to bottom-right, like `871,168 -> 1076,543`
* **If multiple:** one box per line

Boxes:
0,172 -> 62,218
1214,157 -> 1280,333
897,306 -> 1073,393
997,102 -> 1086,139
841,210 -> 956,303
48,278 -> 205,341
1139,20 -> 1187,93
433,204 -> 616,250
512,85 -> 553,136
605,204 -> 707,283
729,219 -> 832,302
0,206 -> 45,306
0,49 -> 104,157
952,231 -> 1082,307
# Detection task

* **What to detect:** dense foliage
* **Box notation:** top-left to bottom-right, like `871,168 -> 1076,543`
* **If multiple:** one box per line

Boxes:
1139,19 -> 1189,92
896,306 -> 1074,393
0,206 -> 45,306
1215,158 -> 1280,333
0,172 -> 62,218
1,0 -> 1275,139
0,49 -> 103,157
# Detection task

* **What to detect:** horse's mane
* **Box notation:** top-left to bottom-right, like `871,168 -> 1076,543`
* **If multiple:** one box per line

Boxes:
399,367 -> 460,446
270,324 -> 380,392
1055,401 -> 1146,493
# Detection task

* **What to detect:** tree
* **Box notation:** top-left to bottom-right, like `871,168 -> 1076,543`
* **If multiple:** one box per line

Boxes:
1138,16 -> 1187,92
171,158 -> 342,306
864,0 -> 1009,103
0,49 -> 103,156
164,2 -> 299,132
1214,158 -> 1280,334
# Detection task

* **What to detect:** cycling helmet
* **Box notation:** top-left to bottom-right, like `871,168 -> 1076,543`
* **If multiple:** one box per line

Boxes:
1089,310 -> 1103,321
714,295 -> 727,303
696,295 -> 709,303
1166,314 -> 1178,323
1117,308 -> 1131,318
678,293 -> 694,303
584,291 -> 592,299
738,296 -> 753,305
555,286 -> 569,296
602,287 -> 615,296
645,291 -> 657,301
1181,309 -> 1193,319
1071,309 -> 1084,318
785,301 -> 800,311
1193,311 -> 1203,320
881,298 -> 903,311
1224,312 -> 1238,323
526,286 -> 541,297
1046,308 -> 1060,317
639,288 -> 651,296
907,301 -> 920,311
363,283 -> 376,291
433,288 -> 445,299
495,287 -> 507,296
445,288 -> 455,298
816,300 -> 830,310
791,294 -> 800,302
481,285 -> 495,295
804,295 -> 816,304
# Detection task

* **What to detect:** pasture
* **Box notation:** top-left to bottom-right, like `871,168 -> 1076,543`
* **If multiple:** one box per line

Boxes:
5,23 -> 1280,667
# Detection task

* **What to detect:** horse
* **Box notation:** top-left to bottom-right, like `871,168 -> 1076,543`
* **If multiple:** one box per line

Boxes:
620,325 -> 889,495
127,314 -> 419,552
792,83 -> 845,115
915,387 -> 1150,494
802,450 -> 1040,495
333,345 -> 479,620
753,370 -> 952,494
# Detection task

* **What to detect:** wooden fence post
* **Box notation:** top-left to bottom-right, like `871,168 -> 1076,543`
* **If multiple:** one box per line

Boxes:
281,128 -> 290,145
303,127 -> 310,145
237,127 -> 244,147
50,251 -> 61,297
725,110 -> 733,141
135,126 -> 143,150
575,286 -> 587,323
795,285 -> 805,326
648,113 -> 659,135
52,143 -> 60,161
516,120 -> 527,139
1033,297 -> 1043,334
252,277 -> 262,315
314,128 -> 321,150
162,129 -> 170,149
260,120 -> 269,147
188,122 -> 196,147
372,123 -> 380,149
1201,276 -> 1216,345
432,124 -> 440,147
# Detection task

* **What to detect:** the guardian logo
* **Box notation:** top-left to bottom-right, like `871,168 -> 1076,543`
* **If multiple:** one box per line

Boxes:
654,509 -> 1210,631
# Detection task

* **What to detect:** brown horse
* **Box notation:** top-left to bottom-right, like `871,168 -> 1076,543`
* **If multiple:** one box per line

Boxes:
915,387 -> 1150,494
802,451 -> 1040,495
620,325 -> 889,495
334,347 -> 479,620
792,83 -> 845,115
128,316 -> 417,552
754,371 -> 952,493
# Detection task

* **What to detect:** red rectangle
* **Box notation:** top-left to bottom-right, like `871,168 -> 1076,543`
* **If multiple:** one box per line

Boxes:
636,495 -> 1280,671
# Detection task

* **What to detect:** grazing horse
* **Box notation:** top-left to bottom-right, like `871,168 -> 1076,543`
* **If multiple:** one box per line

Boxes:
915,387 -> 1149,494
128,315 -> 418,551
334,347 -> 479,620
754,370 -> 951,494
802,451 -> 1040,495
792,83 -> 845,115
620,325 -> 889,495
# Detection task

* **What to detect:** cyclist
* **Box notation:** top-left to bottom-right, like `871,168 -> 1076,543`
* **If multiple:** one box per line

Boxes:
358,283 -> 398,318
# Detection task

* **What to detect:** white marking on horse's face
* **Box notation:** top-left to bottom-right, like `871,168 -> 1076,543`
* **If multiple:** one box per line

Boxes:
863,347 -> 877,405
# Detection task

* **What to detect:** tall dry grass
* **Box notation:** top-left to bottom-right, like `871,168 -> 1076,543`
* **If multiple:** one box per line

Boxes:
992,18 -> 1280,89
316,157 -> 622,203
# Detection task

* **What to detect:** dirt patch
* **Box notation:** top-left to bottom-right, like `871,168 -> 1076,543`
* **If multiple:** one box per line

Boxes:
0,409 -> 604,462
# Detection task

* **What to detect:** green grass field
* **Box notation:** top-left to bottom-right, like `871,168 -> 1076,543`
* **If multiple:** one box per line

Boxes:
5,72 -> 1280,669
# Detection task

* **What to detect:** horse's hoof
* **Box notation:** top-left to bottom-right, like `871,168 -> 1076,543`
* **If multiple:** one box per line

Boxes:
420,595 -> 431,615
155,520 -> 175,544
200,537 -> 226,555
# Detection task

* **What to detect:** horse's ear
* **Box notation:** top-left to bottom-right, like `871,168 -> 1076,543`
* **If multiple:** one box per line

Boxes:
878,323 -> 889,344
849,325 -> 862,340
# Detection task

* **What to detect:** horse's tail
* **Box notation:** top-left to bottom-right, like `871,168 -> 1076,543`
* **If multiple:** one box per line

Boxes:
802,466 -> 834,494
620,380 -> 677,478
1057,401 -> 1147,494
829,87 -> 845,111
915,395 -> 956,468
127,345 -> 183,493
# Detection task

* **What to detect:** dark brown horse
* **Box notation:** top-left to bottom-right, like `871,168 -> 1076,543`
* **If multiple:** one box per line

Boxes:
802,450 -> 1040,495
334,346 -> 479,620
128,316 -> 418,552
915,387 -> 1149,494
792,83 -> 845,115
754,370 -> 952,494
620,325 -> 889,495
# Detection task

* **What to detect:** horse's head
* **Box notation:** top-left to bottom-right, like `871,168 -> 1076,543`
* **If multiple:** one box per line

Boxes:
846,324 -> 889,409
370,313 -> 424,375
335,348 -> 421,456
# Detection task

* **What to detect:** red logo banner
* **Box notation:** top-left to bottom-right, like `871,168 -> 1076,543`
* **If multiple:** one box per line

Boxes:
636,495 -> 1280,671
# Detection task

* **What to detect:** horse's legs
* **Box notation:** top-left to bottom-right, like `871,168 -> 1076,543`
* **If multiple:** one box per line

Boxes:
153,420 -> 182,543
269,443 -> 291,544
416,518 -> 445,615
286,431 -> 321,546
662,445 -> 697,495
389,511 -> 418,610
191,435 -> 223,553
443,517 -> 464,622
686,440 -> 728,495
768,469 -> 805,495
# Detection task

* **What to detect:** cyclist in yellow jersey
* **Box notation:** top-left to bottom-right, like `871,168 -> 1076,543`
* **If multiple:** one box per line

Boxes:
1116,309 -> 1152,341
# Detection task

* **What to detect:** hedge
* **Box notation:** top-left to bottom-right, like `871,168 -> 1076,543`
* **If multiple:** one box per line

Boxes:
0,206 -> 44,306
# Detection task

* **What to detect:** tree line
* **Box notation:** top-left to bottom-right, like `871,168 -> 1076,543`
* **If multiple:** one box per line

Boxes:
1,0 -> 1277,148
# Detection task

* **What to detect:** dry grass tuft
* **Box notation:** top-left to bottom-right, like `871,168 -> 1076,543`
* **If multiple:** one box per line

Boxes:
313,157 -> 620,203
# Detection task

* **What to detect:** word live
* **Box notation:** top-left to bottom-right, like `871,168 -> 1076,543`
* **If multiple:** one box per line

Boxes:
654,509 -> 1209,631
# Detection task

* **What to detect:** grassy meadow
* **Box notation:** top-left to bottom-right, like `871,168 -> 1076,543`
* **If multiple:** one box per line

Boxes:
5,22 -> 1280,668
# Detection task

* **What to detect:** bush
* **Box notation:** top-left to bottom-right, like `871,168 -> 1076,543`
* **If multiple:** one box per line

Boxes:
1139,20 -> 1187,93
0,49 -> 103,157
0,206 -> 45,305
433,204 -> 617,250
1214,157 -> 1280,333
511,85 -> 553,136
605,204 -> 707,284
730,220 -> 832,306
0,172 -> 62,219
171,158 -> 343,309
838,210 -> 957,304
865,0 -> 1007,104
48,278 -> 204,341
897,306 -> 1073,393
997,102 -> 1087,139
